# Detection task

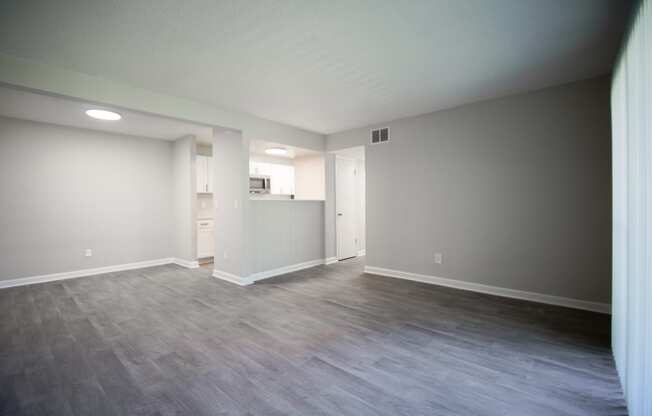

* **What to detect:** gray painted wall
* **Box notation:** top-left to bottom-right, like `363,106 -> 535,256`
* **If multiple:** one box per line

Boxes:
327,76 -> 612,304
356,159 -> 366,253
324,154 -> 337,260
0,116 -> 173,280
171,135 -> 196,262
249,201 -> 324,273
212,130 -> 249,277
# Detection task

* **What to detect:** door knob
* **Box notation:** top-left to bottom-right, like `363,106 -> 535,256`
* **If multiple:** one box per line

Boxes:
337,213 -> 343,216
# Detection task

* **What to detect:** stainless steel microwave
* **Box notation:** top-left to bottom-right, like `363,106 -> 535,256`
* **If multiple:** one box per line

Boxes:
249,175 -> 271,194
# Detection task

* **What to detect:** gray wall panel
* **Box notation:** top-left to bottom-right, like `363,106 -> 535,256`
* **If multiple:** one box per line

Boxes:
0,116 -> 173,280
250,201 -> 324,273
327,76 -> 612,304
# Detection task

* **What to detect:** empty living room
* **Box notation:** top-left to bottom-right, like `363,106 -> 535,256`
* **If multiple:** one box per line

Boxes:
1,1 -> 650,415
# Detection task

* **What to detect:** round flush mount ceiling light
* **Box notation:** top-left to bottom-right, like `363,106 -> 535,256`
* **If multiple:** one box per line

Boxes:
265,147 -> 288,156
85,109 -> 122,121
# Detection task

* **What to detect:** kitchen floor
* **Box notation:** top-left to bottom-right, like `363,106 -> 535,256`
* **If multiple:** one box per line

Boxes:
0,258 -> 625,415
199,261 -> 213,270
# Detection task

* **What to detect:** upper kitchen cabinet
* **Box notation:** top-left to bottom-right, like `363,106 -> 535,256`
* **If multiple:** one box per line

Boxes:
196,155 -> 213,193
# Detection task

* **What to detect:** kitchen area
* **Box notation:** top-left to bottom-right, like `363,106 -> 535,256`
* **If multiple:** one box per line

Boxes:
195,138 -> 326,275
196,142 -> 215,267
249,139 -> 325,201
247,140 -> 327,278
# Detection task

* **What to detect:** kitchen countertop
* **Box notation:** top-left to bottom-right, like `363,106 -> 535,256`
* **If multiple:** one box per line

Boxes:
250,194 -> 324,201
249,198 -> 324,202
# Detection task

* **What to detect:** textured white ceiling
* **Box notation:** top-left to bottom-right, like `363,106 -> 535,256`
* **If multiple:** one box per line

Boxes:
0,0 -> 629,134
0,86 -> 214,143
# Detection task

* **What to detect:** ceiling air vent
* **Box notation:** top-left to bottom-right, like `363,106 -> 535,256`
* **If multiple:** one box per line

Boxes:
371,127 -> 390,144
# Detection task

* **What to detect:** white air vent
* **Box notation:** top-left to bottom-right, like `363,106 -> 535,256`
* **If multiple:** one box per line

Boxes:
370,127 -> 390,144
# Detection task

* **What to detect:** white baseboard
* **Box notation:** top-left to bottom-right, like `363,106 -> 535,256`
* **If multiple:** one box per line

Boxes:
325,257 -> 339,265
0,258 -> 175,289
172,258 -> 199,269
212,269 -> 252,286
214,258 -> 330,286
249,259 -> 325,282
357,249 -> 366,256
364,266 -> 611,314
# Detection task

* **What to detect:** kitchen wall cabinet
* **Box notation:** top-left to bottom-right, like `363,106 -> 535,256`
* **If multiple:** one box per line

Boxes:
196,155 -> 213,193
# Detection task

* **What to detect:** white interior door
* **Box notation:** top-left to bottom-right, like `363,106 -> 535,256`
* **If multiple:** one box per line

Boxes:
336,156 -> 357,260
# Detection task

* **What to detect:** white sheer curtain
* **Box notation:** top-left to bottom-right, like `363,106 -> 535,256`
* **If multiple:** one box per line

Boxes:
611,1 -> 651,415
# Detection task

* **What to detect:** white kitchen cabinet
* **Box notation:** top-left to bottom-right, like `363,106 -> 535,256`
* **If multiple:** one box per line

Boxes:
196,155 -> 213,193
197,219 -> 214,258
206,155 -> 213,193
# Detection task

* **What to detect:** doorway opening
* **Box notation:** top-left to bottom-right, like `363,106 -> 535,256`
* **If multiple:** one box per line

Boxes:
196,140 -> 215,269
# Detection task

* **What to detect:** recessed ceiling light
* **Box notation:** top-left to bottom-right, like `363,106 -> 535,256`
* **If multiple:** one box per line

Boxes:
85,109 -> 122,121
265,147 -> 288,156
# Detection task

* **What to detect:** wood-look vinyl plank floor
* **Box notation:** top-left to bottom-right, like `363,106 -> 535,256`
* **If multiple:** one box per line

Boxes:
0,258 -> 626,415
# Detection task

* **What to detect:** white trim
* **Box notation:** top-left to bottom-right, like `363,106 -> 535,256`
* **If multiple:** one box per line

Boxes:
357,249 -> 366,256
364,266 -> 611,314
172,258 -> 199,269
0,258 -> 175,289
213,259 -> 332,286
212,269 -> 252,286
249,259 -> 325,282
0,257 -> 204,290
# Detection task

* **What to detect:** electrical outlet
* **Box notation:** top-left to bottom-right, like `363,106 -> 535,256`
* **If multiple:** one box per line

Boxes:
85,249 -> 93,257
434,252 -> 443,264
